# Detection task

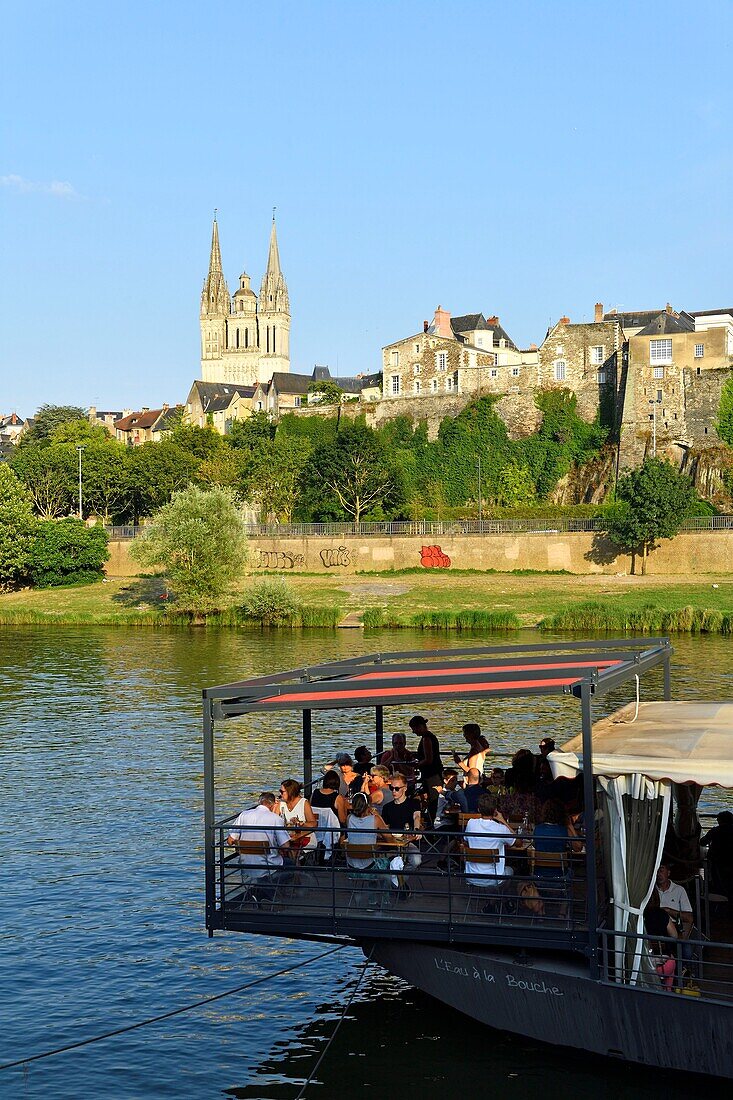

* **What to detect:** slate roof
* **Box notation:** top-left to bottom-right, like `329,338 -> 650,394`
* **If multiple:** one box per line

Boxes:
154,405 -> 185,431
357,372 -> 383,388
115,409 -> 165,431
635,313 -> 695,337
190,380 -> 256,413
691,308 -> 733,318
270,372 -> 313,395
451,313 -> 518,351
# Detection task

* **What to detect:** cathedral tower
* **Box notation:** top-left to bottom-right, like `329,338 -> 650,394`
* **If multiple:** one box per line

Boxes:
258,215 -> 291,375
198,214 -> 291,385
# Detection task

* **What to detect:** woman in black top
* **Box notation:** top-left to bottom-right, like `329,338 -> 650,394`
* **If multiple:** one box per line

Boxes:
310,770 -> 348,824
644,891 -> 677,989
409,714 -> 443,823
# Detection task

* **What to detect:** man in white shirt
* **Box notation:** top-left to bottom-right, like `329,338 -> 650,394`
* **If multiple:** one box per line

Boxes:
227,792 -> 291,885
656,862 -> 694,955
464,793 -> 517,887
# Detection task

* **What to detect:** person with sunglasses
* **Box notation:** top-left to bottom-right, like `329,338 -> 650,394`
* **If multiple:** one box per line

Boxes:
381,775 -> 422,868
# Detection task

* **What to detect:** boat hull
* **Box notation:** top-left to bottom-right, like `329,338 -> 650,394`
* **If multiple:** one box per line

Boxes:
370,941 -> 733,1079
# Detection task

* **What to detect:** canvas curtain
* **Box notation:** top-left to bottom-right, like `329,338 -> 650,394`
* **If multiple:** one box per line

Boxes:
598,773 -> 671,984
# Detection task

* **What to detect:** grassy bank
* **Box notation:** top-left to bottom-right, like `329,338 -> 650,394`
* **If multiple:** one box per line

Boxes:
2,572 -> 733,633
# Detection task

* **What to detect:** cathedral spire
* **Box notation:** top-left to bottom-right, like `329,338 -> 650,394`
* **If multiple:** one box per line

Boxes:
201,213 -> 230,317
259,213 -> 289,315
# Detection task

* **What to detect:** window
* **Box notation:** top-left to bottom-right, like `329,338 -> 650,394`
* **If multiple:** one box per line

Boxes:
511,366 -> 520,378
476,336 -> 483,346
415,343 -> 420,353
436,352 -> 447,371
656,389 -> 663,403
591,345 -> 605,365
430,378 -> 438,393
554,359 -> 566,382
413,363 -> 421,374
390,351 -> 399,367
653,366 -> 664,379
490,368 -> 499,379
597,371 -> 606,384
650,338 -> 672,363
446,375 -> 454,392
391,374 -> 400,395
414,380 -> 421,395
294,396 -> 301,407
695,343 -> 704,358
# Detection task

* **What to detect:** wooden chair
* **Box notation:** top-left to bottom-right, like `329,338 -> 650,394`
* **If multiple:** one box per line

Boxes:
530,847 -> 570,919
227,839 -> 271,905
344,843 -> 390,910
458,813 -> 481,831
461,846 -> 506,917
529,848 -> 568,875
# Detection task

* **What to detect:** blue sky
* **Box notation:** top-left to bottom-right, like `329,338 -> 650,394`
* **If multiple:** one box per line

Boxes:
2,0 -> 732,415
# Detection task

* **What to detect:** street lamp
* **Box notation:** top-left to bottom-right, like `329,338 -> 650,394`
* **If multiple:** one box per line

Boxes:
76,445 -> 85,519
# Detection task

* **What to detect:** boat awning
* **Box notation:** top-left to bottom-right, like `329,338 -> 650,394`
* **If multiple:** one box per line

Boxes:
563,701 -> 733,787
203,639 -> 672,718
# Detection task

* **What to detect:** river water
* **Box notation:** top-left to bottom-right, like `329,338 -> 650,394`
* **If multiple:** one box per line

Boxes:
1,627 -> 731,1099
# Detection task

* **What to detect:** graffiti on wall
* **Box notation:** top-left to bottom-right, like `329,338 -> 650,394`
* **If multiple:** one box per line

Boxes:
320,546 -> 351,568
420,544 -> 451,568
257,550 -> 305,570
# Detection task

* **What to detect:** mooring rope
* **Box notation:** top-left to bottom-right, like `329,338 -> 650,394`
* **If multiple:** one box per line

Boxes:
0,945 -> 346,1072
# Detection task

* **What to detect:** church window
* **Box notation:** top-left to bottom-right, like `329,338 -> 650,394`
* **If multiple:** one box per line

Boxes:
236,329 -> 240,348
245,328 -> 249,348
272,328 -> 276,353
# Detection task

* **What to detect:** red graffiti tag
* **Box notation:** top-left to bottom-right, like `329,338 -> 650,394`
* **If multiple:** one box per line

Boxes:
420,545 -> 451,569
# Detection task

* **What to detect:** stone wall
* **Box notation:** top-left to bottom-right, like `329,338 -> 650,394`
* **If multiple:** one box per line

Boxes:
538,318 -> 620,423
107,529 -> 733,578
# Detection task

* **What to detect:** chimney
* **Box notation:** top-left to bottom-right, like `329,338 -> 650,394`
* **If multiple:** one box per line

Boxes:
487,315 -> 499,326
162,403 -> 169,411
529,343 -> 538,351
432,305 -> 452,338
423,320 -> 429,332
665,302 -> 673,314
594,302 -> 603,323
559,316 -> 570,325
88,405 -> 97,420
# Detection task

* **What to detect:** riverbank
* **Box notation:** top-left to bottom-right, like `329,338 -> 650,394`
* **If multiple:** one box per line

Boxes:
2,572 -> 733,632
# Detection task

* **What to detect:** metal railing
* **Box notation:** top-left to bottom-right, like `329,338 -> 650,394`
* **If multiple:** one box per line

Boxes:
107,515 -> 733,541
598,926 -> 733,1004
213,822 -> 589,949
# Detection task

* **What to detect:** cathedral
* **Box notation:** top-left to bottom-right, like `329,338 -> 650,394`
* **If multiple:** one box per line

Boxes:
199,214 -> 290,385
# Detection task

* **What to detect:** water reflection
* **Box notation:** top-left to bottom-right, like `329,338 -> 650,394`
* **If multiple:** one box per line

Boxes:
0,627 -> 731,1098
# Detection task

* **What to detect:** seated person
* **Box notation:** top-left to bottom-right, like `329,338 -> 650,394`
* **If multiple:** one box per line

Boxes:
486,767 -> 505,795
328,753 -> 363,797
644,890 -> 678,990
702,811 -> 733,899
353,745 -> 373,775
380,774 -> 422,867
656,862 -> 694,963
434,768 -> 468,825
366,764 -> 394,810
535,737 -> 556,785
278,779 -> 318,854
226,791 -> 291,885
379,733 -> 418,780
503,748 -> 537,794
532,800 -> 583,878
345,792 -> 389,870
463,767 -> 484,813
453,723 -> 490,775
464,793 -> 517,889
311,769 -> 348,825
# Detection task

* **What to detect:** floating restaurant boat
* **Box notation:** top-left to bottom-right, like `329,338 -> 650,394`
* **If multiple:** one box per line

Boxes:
202,639 -> 733,1080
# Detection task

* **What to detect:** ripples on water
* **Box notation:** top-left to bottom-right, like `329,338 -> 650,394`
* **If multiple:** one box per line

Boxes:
1,627 -> 730,1098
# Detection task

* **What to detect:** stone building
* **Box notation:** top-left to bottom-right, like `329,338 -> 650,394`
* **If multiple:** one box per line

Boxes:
537,309 -> 621,423
381,306 -> 538,406
199,215 -> 290,386
185,381 -> 255,433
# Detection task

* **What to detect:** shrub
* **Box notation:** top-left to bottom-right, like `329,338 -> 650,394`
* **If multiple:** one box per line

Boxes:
240,577 -> 301,624
28,519 -> 109,587
0,465 -> 37,589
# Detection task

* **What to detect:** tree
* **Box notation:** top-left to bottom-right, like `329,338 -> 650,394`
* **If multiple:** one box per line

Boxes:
0,465 -> 37,588
308,379 -> 343,406
10,444 -> 77,517
300,422 -> 403,522
169,423 -> 223,460
130,485 -> 248,609
603,457 -> 697,574
227,412 -> 276,451
245,436 -> 312,521
124,442 -> 199,523
82,441 -> 131,521
50,419 -> 111,445
22,405 -> 86,445
28,519 -> 109,587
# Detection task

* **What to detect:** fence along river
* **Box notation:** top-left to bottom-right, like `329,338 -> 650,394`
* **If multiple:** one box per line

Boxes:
1,626 -> 731,1098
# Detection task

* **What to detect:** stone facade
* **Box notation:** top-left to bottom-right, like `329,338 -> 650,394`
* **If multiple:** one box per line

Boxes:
537,317 -> 620,423
199,216 -> 290,386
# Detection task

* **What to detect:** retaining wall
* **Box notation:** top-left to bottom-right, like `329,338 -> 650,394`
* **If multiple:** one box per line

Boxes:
106,530 -> 733,577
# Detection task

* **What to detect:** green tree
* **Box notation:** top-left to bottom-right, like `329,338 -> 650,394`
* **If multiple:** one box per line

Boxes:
227,411 -> 276,451
124,442 -> 199,523
246,436 -> 312,521
82,441 -> 131,521
308,379 -> 343,406
716,373 -> 733,446
28,518 -> 109,587
130,485 -> 248,609
50,419 -> 111,445
22,405 -> 87,445
169,423 -> 223,460
603,458 -> 697,574
0,465 -> 37,588
300,422 -> 404,522
10,444 -> 77,517
495,464 -> 536,507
